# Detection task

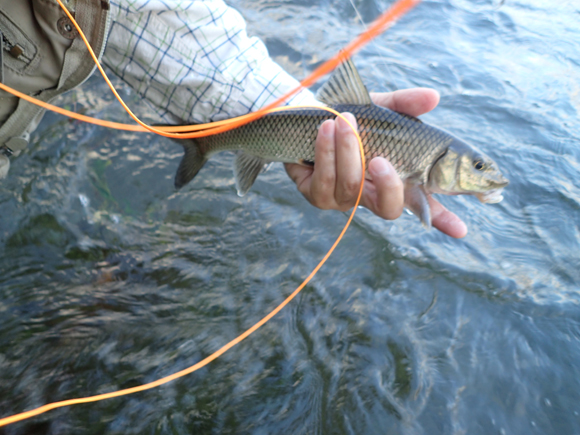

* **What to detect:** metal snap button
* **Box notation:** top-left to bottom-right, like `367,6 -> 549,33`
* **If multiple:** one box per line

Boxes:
57,16 -> 79,40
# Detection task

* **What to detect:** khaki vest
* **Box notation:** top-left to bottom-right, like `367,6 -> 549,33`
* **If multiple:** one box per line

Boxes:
0,0 -> 110,176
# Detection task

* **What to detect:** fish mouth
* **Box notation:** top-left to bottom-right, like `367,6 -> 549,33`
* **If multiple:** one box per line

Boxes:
475,188 -> 505,204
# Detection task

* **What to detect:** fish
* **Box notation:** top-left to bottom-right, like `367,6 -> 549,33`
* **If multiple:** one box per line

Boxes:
173,59 -> 509,228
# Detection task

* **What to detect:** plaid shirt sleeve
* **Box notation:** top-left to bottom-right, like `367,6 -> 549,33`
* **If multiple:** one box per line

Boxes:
104,0 -> 321,124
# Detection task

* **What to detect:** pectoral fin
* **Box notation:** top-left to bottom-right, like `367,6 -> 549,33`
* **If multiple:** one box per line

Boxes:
404,181 -> 431,229
234,152 -> 271,196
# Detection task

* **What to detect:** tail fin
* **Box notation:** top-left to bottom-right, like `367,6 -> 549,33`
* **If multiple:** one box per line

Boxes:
174,140 -> 207,189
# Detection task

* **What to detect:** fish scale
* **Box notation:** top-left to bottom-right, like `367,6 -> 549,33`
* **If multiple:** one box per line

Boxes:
195,104 -> 453,180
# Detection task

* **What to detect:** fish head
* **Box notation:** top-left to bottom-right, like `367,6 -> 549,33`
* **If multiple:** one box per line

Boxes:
428,139 -> 509,203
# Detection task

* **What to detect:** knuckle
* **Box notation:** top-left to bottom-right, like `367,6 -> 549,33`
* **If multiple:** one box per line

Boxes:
336,178 -> 360,202
317,143 -> 335,158
339,131 -> 359,152
317,173 -> 336,191
343,178 -> 361,196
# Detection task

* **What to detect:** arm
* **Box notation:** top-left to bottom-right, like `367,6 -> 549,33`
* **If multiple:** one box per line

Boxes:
285,89 -> 468,239
104,0 -> 319,124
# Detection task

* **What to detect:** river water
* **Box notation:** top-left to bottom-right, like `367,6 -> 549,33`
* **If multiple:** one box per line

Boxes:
1,0 -> 579,434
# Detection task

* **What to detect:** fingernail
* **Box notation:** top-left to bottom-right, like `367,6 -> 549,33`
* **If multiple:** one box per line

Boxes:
370,157 -> 391,176
337,113 -> 357,133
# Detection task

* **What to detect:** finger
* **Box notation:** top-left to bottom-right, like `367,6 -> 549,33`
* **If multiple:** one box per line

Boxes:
310,119 -> 337,209
428,197 -> 468,238
285,163 -> 313,194
370,88 -> 440,117
361,157 -> 404,220
334,113 -> 361,209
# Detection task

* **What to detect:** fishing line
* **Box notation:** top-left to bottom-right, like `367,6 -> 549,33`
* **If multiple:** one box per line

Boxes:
0,0 -> 420,138
0,0 -> 420,427
0,80 -> 263,133
0,107 -> 363,428
347,0 -> 400,89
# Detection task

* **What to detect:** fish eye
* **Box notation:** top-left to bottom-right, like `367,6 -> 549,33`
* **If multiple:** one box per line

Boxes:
473,160 -> 485,171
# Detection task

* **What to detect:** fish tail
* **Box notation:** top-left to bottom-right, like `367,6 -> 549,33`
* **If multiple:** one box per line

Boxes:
174,139 -> 208,189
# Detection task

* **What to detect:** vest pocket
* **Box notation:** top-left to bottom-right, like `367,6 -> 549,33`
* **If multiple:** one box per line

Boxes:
0,11 -> 39,75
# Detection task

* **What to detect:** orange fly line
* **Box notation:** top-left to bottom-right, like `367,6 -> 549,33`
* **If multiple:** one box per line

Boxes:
0,0 -> 421,427
0,0 -> 420,137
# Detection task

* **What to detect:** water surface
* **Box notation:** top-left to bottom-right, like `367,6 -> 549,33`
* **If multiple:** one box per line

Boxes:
1,0 -> 580,434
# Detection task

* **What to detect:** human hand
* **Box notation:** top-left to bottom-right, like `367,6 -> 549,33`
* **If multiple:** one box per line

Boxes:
284,89 -> 468,238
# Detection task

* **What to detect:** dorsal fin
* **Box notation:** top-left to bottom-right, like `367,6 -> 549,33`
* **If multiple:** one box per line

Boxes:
316,58 -> 372,106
